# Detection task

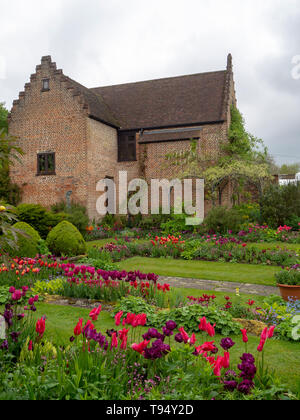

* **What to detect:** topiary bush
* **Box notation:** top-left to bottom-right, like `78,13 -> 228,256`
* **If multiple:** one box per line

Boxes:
16,203 -> 66,239
46,221 -> 86,256
2,221 -> 41,258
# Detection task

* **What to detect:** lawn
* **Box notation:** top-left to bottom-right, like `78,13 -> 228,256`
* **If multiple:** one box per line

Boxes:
31,302 -> 300,393
118,257 -> 280,286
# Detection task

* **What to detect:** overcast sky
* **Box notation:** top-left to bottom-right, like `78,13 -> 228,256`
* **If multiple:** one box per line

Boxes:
0,0 -> 299,165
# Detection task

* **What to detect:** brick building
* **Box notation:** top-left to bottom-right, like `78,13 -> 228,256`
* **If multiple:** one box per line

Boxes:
9,54 -> 237,220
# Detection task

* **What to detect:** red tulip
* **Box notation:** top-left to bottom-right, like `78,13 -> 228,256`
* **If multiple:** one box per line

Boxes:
194,341 -> 215,355
36,317 -> 46,338
179,327 -> 190,343
257,327 -> 268,352
74,318 -> 83,336
267,326 -> 275,338
199,317 -> 207,332
111,332 -> 118,349
28,340 -> 33,351
119,328 -> 129,350
131,340 -> 150,354
241,329 -> 248,343
89,305 -> 102,321
114,311 -> 124,326
120,335 -> 128,350
222,351 -> 230,369
213,356 -> 224,377
206,322 -> 216,337
189,333 -> 196,345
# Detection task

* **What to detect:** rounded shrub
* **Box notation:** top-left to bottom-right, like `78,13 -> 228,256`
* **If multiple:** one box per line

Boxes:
16,203 -> 67,239
2,221 -> 41,258
46,221 -> 86,256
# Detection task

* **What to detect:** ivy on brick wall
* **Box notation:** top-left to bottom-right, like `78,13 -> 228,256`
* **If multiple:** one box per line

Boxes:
164,106 -> 272,205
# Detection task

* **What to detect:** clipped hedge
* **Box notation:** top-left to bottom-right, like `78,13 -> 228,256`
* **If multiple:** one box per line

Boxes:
16,203 -> 66,239
2,221 -> 41,258
46,221 -> 86,256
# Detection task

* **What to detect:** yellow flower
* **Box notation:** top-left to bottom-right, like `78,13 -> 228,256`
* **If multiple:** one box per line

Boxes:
0,206 -> 6,212
235,288 -> 240,296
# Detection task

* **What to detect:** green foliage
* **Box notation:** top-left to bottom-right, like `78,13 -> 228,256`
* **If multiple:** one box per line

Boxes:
16,203 -> 66,239
233,202 -> 260,225
46,221 -> 86,256
160,213 -> 189,235
223,106 -> 267,162
0,167 -> 22,206
78,248 -> 119,270
204,206 -> 244,234
285,214 -> 300,231
51,201 -> 89,234
32,278 -> 65,296
275,269 -> 300,286
204,160 -> 272,205
164,106 -> 271,205
0,204 -> 19,250
114,296 -> 156,321
260,183 -> 300,228
0,103 -> 8,133
2,221 -> 41,258
139,213 -> 170,230
0,117 -> 23,205
0,286 -> 10,304
279,163 -> 300,175
152,305 -> 241,336
37,239 -> 50,256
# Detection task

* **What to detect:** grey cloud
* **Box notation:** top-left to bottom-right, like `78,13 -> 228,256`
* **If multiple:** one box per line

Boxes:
0,0 -> 299,165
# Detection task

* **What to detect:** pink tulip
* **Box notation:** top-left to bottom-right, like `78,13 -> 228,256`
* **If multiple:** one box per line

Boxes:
89,305 -> 102,321
267,326 -> 275,338
189,333 -> 196,345
206,323 -> 216,337
114,311 -> 124,326
199,316 -> 207,331
179,327 -> 190,343
131,340 -> 150,354
241,329 -> 248,343
111,332 -> 118,349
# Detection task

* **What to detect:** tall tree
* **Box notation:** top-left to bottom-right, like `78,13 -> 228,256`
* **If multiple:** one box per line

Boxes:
279,163 -> 300,175
0,102 -> 23,204
0,102 -> 8,133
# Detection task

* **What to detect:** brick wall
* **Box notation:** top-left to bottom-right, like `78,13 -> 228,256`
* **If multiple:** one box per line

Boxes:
138,122 -> 232,215
9,57 -> 89,210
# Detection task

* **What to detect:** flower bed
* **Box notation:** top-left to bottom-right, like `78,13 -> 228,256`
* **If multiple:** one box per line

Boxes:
93,235 -> 299,267
0,287 -> 295,400
41,264 -> 176,308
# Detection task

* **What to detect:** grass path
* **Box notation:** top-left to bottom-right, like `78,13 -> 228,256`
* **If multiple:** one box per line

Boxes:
118,257 -> 280,286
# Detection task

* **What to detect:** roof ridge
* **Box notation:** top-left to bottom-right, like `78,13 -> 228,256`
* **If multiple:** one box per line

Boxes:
90,69 -> 227,91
